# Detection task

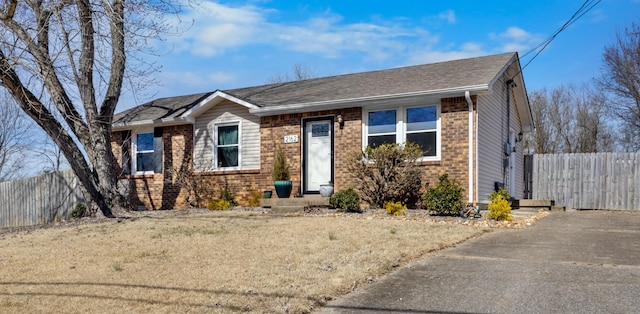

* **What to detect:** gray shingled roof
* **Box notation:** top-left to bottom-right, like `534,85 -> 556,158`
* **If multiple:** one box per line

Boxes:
225,52 -> 515,106
113,92 -> 213,125
114,52 -> 516,126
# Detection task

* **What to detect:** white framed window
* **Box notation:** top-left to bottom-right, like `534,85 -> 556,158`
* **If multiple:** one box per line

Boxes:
363,104 -> 440,161
214,122 -> 241,170
132,128 -> 155,174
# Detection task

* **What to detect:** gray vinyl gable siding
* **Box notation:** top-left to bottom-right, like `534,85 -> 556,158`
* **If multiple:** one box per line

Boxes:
193,100 -> 260,171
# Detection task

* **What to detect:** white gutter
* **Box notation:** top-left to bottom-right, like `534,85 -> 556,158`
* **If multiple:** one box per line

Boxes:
250,84 -> 489,116
112,117 -> 194,131
465,91 -> 474,205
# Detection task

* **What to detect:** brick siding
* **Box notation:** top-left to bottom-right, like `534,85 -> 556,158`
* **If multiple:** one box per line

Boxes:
110,95 -> 479,210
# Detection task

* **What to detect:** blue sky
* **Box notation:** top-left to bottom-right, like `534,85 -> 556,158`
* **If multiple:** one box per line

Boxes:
119,0 -> 639,111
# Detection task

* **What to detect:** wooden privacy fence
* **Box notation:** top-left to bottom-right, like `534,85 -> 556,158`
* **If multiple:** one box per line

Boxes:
533,153 -> 640,210
0,170 -> 84,228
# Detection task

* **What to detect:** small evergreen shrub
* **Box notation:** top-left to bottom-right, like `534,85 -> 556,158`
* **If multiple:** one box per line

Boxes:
330,188 -> 362,213
423,174 -> 464,216
70,203 -> 88,219
385,201 -> 407,216
487,194 -> 513,221
272,145 -> 290,181
220,186 -> 236,207
207,199 -> 231,211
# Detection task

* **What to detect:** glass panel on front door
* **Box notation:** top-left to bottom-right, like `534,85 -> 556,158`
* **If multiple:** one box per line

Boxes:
305,120 -> 332,193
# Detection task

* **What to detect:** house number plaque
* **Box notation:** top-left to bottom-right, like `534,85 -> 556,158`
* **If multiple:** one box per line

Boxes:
284,135 -> 299,143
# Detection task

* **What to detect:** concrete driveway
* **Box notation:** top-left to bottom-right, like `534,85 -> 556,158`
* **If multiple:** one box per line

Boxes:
320,211 -> 640,313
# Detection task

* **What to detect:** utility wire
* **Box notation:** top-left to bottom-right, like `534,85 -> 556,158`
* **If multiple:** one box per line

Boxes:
512,0 -> 601,80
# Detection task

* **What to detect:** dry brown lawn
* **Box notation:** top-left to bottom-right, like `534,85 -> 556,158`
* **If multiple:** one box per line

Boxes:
0,210 -> 491,313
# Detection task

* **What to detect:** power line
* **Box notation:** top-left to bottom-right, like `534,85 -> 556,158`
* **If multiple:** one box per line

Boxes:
514,0 -> 601,79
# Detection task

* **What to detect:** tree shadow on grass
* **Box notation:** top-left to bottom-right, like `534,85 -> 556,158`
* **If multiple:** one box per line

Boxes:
0,281 -> 328,311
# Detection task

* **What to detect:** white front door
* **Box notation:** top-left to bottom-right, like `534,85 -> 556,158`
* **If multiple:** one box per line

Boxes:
304,119 -> 333,193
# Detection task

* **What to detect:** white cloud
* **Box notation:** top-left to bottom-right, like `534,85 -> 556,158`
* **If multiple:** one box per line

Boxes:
165,1 -> 427,61
490,26 -> 543,53
408,42 -> 486,64
207,71 -> 236,84
438,10 -> 457,24
165,2 -> 267,57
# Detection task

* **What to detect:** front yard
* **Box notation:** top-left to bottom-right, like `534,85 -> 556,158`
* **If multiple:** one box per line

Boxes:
0,209 -> 496,313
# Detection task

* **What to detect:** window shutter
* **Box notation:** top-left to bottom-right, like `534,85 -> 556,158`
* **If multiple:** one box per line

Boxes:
153,127 -> 163,173
122,130 -> 131,174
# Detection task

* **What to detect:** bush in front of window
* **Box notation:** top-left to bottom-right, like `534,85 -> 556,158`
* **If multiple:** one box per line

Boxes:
423,174 -> 464,216
348,142 -> 423,209
220,184 -> 237,207
330,188 -> 362,213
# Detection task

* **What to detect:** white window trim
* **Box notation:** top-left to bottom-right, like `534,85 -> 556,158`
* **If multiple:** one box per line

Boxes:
213,121 -> 242,171
132,127 -> 155,175
362,103 -> 441,162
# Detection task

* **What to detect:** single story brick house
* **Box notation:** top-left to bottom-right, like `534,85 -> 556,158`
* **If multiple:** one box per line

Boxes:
111,52 -> 533,210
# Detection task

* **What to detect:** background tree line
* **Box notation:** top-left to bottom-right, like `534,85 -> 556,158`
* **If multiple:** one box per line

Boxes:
528,21 -> 640,154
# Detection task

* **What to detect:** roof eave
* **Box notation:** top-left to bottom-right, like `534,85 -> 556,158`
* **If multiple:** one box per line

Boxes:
249,84 -> 489,116
112,116 -> 194,131
181,90 -> 260,118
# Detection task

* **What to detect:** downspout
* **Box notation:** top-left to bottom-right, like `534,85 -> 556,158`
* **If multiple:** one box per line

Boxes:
505,79 -> 514,191
465,91 -> 474,205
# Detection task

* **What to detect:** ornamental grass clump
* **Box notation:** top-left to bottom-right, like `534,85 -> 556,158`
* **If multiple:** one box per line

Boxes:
423,174 -> 463,216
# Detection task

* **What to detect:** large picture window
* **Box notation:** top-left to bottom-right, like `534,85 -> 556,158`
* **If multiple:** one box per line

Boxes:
215,123 -> 240,168
364,104 -> 440,160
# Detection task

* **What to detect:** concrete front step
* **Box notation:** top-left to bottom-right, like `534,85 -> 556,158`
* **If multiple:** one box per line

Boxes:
261,195 -> 331,213
519,199 -> 555,207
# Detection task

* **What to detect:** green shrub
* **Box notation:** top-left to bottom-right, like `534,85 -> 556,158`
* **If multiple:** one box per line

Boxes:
385,201 -> 407,216
70,203 -> 88,219
207,199 -> 231,211
423,174 -> 463,216
330,188 -> 362,213
348,142 -> 423,208
487,194 -> 513,221
489,188 -> 511,205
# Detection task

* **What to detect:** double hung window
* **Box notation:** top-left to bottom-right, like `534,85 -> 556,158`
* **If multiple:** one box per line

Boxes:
365,104 -> 440,160
215,123 -> 240,169
133,131 -> 155,174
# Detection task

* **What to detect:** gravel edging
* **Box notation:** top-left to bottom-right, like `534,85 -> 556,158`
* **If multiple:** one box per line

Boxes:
0,207 -> 549,236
